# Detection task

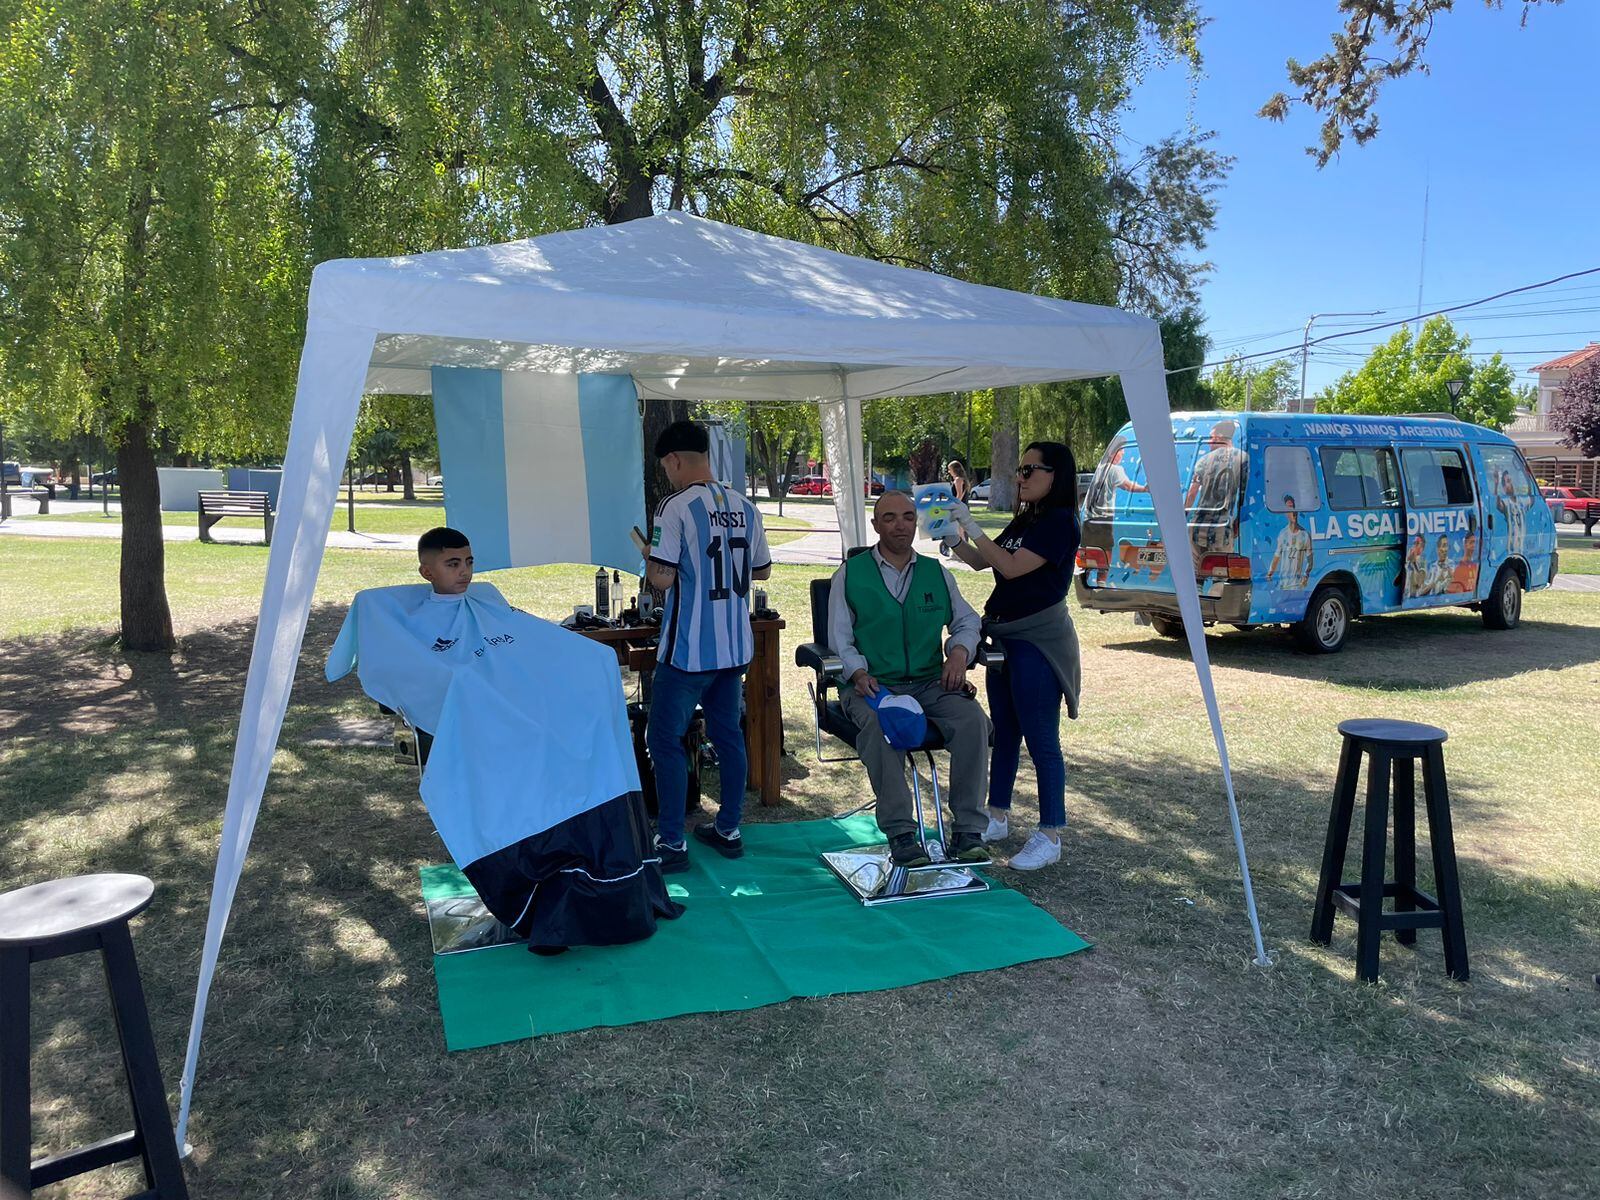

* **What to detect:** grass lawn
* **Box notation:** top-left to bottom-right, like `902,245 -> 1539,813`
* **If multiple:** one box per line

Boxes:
1558,544 -> 1600,575
2,536 -> 1598,1198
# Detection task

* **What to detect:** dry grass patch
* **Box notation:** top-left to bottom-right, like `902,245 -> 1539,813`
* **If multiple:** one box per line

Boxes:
1,536 -> 1598,1198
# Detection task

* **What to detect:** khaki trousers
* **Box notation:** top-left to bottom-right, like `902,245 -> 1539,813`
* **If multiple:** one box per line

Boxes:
841,678 -> 990,840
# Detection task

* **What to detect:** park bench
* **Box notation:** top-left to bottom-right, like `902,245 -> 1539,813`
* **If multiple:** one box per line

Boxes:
198,489 -> 274,545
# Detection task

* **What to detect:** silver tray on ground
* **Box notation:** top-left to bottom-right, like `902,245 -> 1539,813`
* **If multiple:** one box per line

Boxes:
425,895 -> 525,955
821,846 -> 989,907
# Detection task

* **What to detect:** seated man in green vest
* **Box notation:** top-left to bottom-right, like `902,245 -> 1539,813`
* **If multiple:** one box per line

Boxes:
827,490 -> 990,867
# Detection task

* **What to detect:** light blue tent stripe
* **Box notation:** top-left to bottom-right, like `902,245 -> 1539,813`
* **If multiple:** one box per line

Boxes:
577,374 -> 646,572
432,367 -> 512,570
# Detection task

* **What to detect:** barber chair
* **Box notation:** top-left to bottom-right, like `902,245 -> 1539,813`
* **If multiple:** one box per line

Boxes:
794,564 -> 1005,907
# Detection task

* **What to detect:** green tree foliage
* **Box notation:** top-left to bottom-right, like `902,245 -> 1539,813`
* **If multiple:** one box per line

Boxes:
1261,1 -> 1562,165
1551,358 -> 1600,459
1317,317 -> 1518,427
3,0 -> 1226,645
0,0 -> 305,649
1206,357 -> 1298,411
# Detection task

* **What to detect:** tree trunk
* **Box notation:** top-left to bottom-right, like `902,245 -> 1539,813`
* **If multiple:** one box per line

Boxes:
401,449 -> 416,500
117,415 -> 175,652
989,386 -> 1020,512
641,396 -> 691,520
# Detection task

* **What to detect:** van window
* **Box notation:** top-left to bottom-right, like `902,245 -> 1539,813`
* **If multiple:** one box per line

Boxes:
1402,448 -> 1474,507
1479,445 -> 1534,500
1264,446 -> 1321,513
1084,438 -> 1200,517
1318,446 -> 1399,510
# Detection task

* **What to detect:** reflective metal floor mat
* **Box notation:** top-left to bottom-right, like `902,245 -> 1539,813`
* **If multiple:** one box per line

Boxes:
426,895 -> 525,955
821,847 -> 990,907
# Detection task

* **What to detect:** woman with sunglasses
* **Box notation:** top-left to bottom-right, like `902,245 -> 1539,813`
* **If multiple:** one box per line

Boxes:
946,442 -> 1081,870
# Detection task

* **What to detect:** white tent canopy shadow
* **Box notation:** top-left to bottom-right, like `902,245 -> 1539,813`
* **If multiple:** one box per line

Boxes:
176,213 -> 1266,1148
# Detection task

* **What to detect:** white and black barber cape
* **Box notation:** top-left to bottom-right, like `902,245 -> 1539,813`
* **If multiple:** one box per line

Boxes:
326,583 -> 681,950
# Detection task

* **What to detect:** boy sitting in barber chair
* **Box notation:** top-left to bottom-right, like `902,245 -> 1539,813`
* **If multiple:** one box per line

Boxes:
827,491 -> 991,867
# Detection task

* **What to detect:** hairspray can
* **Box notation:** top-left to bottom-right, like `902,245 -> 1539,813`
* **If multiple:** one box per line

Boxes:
595,568 -> 610,618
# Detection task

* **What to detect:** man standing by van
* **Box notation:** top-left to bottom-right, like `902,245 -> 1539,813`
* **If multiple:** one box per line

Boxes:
1184,418 -> 1247,575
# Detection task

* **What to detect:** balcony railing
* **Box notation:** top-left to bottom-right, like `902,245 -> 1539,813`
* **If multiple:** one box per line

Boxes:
1507,411 -> 1559,433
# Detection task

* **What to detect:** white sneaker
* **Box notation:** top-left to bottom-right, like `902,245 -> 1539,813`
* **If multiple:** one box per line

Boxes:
1008,831 -> 1062,871
981,813 -> 1010,843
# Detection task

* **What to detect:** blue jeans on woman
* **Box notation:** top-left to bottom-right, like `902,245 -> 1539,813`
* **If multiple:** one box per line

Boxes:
985,636 -> 1067,828
646,661 -> 748,846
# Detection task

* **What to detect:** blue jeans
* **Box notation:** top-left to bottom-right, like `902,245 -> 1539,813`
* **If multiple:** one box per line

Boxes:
646,662 -> 748,845
986,637 -> 1067,828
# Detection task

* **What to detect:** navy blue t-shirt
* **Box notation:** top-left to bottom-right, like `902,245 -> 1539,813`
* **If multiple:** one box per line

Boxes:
984,507 -> 1081,621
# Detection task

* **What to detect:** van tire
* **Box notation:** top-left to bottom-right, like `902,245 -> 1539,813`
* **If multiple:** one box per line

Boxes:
1482,565 -> 1523,630
1294,583 -> 1353,654
1149,614 -> 1185,639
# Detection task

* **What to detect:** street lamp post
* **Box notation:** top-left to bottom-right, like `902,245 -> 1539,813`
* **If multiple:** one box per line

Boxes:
1444,377 -> 1467,417
1301,310 -> 1383,408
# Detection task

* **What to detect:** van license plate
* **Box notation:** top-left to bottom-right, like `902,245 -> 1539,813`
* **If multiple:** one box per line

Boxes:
1137,546 -> 1166,570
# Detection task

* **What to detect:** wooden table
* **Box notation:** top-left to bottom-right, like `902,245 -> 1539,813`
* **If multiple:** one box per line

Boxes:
579,617 -> 787,806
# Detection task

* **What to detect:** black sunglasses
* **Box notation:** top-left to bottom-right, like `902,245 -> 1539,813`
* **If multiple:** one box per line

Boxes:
1015,464 -> 1056,479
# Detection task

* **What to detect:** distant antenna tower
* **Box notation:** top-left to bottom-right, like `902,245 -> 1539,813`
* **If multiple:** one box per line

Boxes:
1414,172 -> 1430,334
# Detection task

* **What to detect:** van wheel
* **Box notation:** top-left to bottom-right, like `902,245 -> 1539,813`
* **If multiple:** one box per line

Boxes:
1148,614 -> 1185,639
1482,565 -> 1523,630
1294,583 -> 1352,654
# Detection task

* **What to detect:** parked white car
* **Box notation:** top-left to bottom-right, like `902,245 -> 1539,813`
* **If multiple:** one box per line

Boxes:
969,478 -> 991,503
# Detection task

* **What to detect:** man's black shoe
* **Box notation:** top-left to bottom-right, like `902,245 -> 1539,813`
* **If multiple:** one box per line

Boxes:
950,832 -> 992,864
692,823 -> 745,859
654,837 -> 689,874
888,833 -> 931,867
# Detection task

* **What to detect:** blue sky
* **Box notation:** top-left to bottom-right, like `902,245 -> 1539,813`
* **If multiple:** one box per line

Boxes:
1124,0 -> 1600,396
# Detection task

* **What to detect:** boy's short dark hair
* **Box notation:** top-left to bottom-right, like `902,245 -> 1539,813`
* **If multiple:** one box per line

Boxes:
418,527 -> 470,558
654,420 -> 710,459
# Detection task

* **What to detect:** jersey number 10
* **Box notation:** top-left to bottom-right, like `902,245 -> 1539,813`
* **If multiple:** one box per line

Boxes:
705,536 -> 750,601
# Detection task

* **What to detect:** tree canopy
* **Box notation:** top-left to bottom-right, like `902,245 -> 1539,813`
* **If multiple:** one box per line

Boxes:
1551,358 -> 1600,459
1317,316 -> 1518,427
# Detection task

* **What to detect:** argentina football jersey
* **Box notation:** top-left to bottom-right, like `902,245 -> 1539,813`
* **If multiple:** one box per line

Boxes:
649,482 -> 771,671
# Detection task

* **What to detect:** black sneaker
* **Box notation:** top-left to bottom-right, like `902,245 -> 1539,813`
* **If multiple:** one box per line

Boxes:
692,822 -> 745,859
950,832 -> 992,864
654,836 -> 689,874
888,833 -> 931,867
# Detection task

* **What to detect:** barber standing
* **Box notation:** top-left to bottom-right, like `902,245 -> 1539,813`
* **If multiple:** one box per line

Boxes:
946,441 -> 1082,872
645,420 -> 772,872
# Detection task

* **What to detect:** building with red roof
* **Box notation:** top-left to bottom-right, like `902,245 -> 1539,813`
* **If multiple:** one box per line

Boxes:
1509,343 -> 1600,491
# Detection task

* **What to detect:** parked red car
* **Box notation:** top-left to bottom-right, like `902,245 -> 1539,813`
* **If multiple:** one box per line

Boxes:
1541,485 -> 1597,524
789,475 -> 884,497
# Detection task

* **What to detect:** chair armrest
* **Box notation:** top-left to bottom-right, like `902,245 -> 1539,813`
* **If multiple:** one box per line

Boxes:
794,642 -> 845,678
975,638 -> 1006,670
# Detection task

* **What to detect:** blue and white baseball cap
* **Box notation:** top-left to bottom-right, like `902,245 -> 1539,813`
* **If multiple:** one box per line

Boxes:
868,691 -> 928,750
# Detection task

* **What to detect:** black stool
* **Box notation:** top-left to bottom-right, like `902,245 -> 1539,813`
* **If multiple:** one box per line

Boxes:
0,874 -> 189,1198
1310,720 -> 1468,983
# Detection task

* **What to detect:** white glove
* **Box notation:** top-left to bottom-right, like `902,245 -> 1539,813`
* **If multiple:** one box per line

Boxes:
947,500 -> 983,539
939,530 -> 963,550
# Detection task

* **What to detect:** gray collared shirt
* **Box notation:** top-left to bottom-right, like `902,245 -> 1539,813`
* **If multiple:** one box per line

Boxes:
827,547 -> 981,682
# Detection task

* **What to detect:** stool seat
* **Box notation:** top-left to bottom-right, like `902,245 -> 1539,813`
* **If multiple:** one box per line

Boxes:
0,875 -> 154,947
1336,718 -> 1447,745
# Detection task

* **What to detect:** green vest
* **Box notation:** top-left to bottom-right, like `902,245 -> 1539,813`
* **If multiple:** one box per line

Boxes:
843,552 -> 952,685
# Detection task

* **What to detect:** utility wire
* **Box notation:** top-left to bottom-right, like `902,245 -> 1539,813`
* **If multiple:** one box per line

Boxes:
1170,266 -> 1600,378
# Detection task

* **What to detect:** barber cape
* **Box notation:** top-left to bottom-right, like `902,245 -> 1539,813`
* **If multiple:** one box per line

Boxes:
327,583 -> 680,950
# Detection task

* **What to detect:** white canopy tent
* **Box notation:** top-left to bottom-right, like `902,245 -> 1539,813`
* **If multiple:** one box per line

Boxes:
175,213 -> 1266,1146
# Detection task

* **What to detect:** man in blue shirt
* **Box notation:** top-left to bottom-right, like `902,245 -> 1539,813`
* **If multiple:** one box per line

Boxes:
645,421 -> 772,871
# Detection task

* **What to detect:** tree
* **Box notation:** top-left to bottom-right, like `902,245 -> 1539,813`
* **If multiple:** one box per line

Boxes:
1261,1 -> 1562,165
1551,357 -> 1600,459
1318,316 -> 1518,427
0,0 -> 304,650
1206,357 -> 1298,412
743,401 -> 816,514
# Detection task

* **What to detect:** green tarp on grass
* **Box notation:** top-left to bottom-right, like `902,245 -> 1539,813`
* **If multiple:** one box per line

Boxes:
422,813 -> 1091,1050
